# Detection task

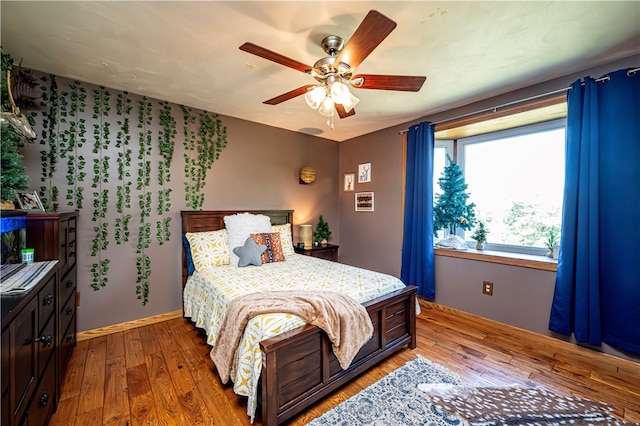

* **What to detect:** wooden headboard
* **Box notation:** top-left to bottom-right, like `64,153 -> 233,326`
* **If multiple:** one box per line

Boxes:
180,210 -> 294,286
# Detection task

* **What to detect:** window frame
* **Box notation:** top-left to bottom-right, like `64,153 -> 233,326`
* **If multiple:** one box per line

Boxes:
435,118 -> 566,256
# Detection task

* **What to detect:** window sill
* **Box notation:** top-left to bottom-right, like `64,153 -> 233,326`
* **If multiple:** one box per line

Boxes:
434,248 -> 558,272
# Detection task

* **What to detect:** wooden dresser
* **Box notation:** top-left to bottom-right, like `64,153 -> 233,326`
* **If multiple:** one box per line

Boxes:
25,212 -> 78,398
1,261 -> 59,426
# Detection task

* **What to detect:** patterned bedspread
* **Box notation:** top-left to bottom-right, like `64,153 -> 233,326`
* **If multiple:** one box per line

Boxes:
183,253 -> 409,422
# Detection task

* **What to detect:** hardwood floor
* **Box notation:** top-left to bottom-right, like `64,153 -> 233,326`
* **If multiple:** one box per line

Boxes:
50,301 -> 640,426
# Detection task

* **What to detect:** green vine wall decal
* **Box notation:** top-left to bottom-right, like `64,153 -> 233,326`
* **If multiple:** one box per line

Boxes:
136,96 -> 153,305
23,70 -> 226,306
90,86 -> 111,290
38,74 -> 60,211
157,100 -> 175,245
63,81 -> 87,208
115,91 -> 133,244
181,106 -> 227,210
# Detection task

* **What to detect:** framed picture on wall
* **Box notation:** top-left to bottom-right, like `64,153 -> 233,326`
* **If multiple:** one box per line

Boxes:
16,191 -> 45,211
355,191 -> 374,212
358,163 -> 371,183
344,173 -> 355,191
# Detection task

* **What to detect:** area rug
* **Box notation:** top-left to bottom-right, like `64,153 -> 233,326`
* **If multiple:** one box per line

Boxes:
420,383 -> 626,425
305,355 -> 468,426
305,355 -> 626,426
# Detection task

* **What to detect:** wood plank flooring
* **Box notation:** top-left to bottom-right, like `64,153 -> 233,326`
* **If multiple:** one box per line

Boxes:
50,301 -> 640,425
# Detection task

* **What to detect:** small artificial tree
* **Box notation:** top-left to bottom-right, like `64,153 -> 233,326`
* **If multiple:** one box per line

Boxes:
471,220 -> 488,243
433,155 -> 476,235
313,214 -> 331,244
1,49 -> 29,205
1,126 -> 29,202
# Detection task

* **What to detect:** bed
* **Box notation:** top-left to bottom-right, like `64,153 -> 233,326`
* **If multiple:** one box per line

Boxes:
181,210 -> 417,426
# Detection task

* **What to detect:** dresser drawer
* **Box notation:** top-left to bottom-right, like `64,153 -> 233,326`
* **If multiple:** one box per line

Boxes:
65,216 -> 77,272
59,266 -> 77,308
59,317 -> 76,375
60,294 -> 76,335
37,316 -> 56,380
38,275 -> 56,329
27,356 -> 56,426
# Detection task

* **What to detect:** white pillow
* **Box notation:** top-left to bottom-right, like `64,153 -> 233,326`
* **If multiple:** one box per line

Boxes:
272,223 -> 295,257
224,213 -> 272,266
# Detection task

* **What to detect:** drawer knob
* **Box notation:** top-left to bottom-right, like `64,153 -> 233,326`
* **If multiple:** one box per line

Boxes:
66,307 -> 73,316
40,391 -> 49,407
35,334 -> 53,347
43,294 -> 53,306
66,333 -> 74,343
65,279 -> 73,288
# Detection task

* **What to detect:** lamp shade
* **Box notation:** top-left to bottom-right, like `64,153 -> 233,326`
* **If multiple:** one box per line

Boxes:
318,97 -> 335,117
299,224 -> 313,249
304,86 -> 326,110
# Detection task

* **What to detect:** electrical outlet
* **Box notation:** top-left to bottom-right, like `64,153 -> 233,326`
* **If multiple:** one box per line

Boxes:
483,281 -> 494,296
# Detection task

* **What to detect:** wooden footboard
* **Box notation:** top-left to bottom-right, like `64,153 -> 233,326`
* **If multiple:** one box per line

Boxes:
259,285 -> 417,426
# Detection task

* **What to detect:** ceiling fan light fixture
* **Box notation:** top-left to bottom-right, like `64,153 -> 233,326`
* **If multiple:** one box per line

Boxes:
318,96 -> 335,117
329,81 -> 350,104
342,92 -> 360,113
304,86 -> 326,109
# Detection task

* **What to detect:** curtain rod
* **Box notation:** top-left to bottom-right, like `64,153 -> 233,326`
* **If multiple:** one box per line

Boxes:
398,67 -> 640,134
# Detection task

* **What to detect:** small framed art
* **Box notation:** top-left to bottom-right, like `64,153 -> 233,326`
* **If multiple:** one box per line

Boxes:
355,191 -> 374,212
358,163 -> 371,183
16,191 -> 45,211
344,173 -> 355,191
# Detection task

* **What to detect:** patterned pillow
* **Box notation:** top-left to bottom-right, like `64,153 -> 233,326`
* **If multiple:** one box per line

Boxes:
185,229 -> 230,271
224,213 -> 273,266
272,223 -> 295,256
251,233 -> 286,263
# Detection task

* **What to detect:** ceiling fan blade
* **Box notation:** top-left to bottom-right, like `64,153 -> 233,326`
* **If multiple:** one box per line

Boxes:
335,103 -> 356,119
351,74 -> 426,91
336,10 -> 397,70
240,42 -> 312,73
264,85 -> 316,105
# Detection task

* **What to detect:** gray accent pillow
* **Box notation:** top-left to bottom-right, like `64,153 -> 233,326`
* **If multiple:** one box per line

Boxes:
233,237 -> 267,267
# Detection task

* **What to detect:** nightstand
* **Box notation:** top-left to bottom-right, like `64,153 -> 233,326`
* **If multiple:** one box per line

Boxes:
294,244 -> 339,262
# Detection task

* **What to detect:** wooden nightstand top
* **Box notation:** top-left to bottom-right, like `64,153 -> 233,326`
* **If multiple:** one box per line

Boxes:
294,244 -> 339,262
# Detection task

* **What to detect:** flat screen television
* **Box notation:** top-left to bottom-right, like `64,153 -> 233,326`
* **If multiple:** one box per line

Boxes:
1,210 -> 27,265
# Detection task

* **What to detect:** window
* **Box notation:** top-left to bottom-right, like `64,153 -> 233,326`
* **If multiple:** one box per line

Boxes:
435,119 -> 565,255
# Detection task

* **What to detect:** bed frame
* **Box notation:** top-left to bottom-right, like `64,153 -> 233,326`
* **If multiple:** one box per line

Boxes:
181,210 -> 417,426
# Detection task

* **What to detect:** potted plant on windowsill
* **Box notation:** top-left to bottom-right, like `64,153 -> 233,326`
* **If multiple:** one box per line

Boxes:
545,226 -> 560,259
313,214 -> 331,246
471,220 -> 488,250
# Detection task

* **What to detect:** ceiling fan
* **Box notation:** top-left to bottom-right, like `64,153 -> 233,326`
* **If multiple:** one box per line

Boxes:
239,10 -> 426,128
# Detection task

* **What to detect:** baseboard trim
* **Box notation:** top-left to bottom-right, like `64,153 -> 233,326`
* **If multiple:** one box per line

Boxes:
76,310 -> 183,342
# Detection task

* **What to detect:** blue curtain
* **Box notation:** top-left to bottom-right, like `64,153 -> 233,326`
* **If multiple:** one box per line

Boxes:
401,121 -> 435,298
549,68 -> 640,355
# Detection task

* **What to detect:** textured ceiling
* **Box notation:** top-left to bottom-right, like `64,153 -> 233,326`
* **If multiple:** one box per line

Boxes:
1,1 -> 639,141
